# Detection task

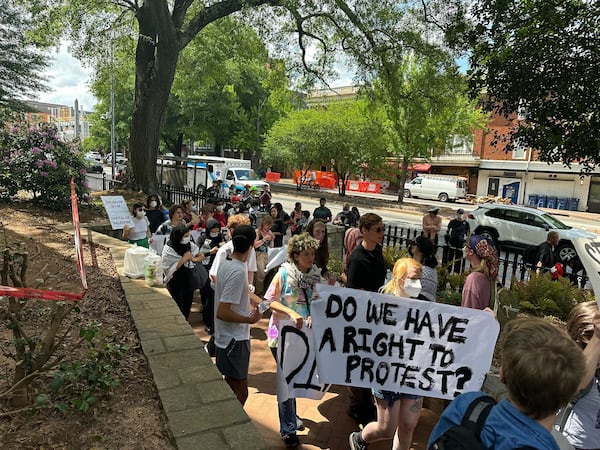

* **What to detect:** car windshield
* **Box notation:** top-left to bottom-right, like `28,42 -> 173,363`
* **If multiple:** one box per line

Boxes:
234,169 -> 257,181
540,213 -> 570,230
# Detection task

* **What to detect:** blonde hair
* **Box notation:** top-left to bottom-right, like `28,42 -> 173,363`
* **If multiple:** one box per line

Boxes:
567,301 -> 599,349
287,232 -> 320,262
227,214 -> 250,229
500,318 -> 584,419
381,257 -> 422,296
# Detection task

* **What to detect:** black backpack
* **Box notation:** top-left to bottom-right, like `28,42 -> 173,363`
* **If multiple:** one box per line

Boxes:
430,395 -> 496,450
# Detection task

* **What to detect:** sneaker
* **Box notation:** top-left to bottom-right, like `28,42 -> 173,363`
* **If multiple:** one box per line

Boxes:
296,416 -> 305,431
349,431 -> 367,450
282,434 -> 300,448
204,337 -> 216,357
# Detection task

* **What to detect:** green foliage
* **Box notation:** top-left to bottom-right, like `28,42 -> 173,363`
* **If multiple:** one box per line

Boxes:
0,111 -> 90,209
436,264 -> 466,306
51,323 -> 129,413
468,0 -> 600,171
511,271 -> 594,320
382,244 -> 408,271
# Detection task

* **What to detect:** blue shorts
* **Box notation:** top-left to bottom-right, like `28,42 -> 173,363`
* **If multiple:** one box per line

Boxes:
372,389 -> 421,407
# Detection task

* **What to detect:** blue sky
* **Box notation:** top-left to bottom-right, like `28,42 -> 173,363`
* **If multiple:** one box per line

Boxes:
37,43 -> 97,110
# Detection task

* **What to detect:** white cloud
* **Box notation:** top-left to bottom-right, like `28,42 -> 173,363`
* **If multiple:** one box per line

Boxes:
36,42 -> 97,110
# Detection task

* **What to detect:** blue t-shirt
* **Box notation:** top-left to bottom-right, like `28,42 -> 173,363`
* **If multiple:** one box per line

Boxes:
428,391 -> 560,450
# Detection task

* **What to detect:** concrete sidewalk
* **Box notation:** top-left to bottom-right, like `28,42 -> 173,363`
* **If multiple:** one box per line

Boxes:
189,309 -> 442,450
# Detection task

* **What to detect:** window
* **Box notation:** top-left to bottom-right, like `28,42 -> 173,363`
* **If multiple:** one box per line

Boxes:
446,134 -> 474,155
512,140 -> 527,159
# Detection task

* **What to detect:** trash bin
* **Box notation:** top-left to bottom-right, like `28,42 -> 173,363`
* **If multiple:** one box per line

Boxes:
546,196 -> 557,209
557,197 -> 568,210
537,195 -> 547,208
568,198 -> 580,211
527,194 -> 538,207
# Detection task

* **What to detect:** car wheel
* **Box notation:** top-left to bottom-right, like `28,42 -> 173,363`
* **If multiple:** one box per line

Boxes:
438,193 -> 449,202
557,243 -> 577,263
404,189 -> 411,198
478,228 -> 498,246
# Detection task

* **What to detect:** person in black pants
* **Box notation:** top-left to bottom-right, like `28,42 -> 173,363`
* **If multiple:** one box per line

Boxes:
445,208 -> 470,273
346,213 -> 387,426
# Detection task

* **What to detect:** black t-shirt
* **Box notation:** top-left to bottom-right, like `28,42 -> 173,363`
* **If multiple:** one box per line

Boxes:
146,209 -> 164,234
346,244 -> 386,292
447,219 -> 470,245
535,242 -> 557,270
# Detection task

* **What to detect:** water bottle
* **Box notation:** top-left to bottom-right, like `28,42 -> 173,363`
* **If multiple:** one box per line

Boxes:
258,301 -> 270,314
267,323 -> 279,339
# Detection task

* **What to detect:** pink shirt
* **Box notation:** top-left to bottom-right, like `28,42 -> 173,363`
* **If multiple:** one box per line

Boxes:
461,271 -> 491,310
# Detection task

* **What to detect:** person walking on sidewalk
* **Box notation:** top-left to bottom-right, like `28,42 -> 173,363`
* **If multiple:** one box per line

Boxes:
313,197 -> 332,223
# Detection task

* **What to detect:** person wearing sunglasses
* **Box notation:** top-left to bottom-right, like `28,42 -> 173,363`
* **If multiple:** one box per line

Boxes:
345,212 -> 387,426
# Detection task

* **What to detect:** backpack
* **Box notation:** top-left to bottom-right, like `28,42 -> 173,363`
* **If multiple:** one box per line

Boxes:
430,395 -> 496,450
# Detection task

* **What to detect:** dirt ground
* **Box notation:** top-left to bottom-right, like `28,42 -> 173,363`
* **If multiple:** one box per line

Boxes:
0,201 -> 173,449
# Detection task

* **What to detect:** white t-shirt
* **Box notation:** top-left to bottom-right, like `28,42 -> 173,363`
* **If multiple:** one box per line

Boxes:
209,240 -> 257,282
126,216 -> 149,241
214,258 -> 251,348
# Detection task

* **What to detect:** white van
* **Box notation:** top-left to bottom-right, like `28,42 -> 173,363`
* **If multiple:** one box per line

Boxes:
404,175 -> 467,202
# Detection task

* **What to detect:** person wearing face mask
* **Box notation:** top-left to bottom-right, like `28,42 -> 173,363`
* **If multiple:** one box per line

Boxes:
146,194 -> 168,233
181,198 -> 200,227
461,235 -> 499,310
445,208 -> 470,273
349,258 -> 424,450
408,235 -> 438,302
213,200 -> 229,227
122,202 -> 151,248
161,225 -> 205,320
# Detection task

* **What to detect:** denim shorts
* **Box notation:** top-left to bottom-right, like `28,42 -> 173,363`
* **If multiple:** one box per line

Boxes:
372,389 -> 421,407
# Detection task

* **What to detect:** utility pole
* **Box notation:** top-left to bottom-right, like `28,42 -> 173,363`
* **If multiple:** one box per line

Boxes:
110,32 -> 116,179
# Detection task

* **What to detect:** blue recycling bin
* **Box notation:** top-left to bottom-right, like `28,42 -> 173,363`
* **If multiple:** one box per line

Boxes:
568,198 -> 580,211
537,195 -> 547,208
528,194 -> 538,207
557,197 -> 568,210
546,196 -> 557,209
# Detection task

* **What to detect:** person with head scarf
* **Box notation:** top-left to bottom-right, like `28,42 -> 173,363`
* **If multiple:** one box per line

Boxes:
461,235 -> 499,310
263,232 -> 322,448
160,225 -> 205,320
408,235 -> 438,302
350,258 -> 424,450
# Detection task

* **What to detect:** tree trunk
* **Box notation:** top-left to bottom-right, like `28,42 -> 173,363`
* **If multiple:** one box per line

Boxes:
128,4 -> 181,193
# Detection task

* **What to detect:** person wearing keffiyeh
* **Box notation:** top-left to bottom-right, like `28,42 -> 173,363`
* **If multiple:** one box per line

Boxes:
461,235 -> 499,310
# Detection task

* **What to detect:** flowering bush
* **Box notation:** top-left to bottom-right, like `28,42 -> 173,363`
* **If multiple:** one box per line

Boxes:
0,111 -> 90,210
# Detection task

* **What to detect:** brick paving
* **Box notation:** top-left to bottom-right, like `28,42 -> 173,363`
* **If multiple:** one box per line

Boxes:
189,305 -> 441,450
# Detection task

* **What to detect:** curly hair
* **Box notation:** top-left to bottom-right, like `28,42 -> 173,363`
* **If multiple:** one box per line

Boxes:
287,232 -> 320,262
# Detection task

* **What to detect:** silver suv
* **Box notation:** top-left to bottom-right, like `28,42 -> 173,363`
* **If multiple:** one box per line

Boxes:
466,204 -> 597,262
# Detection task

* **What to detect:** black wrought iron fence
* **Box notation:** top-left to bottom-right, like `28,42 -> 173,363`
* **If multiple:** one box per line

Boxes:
158,184 -> 205,208
86,173 -> 123,191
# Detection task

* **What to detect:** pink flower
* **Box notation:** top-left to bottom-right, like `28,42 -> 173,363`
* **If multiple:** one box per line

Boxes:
29,126 -> 37,132
32,146 -> 41,154
35,160 -> 44,168
83,181 -> 89,189
79,168 -> 87,175
40,171 -> 48,177
44,143 -> 54,150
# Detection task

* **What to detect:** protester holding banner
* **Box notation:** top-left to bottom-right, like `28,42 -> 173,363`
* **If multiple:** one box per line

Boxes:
408,236 -> 438,302
349,257 -> 424,450
346,213 -> 387,426
214,225 -> 261,406
122,202 -> 151,248
160,225 -> 205,320
263,233 -> 321,448
461,235 -> 499,310
428,318 -> 585,450
560,302 -> 600,449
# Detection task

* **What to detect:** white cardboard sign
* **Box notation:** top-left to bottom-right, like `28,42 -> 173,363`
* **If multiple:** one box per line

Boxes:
572,237 -> 600,307
100,196 -> 132,230
310,285 -> 500,400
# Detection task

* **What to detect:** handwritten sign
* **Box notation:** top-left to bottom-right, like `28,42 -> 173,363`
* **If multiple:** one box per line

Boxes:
276,320 -> 330,401
310,285 -> 499,400
572,237 -> 600,307
101,196 -> 132,230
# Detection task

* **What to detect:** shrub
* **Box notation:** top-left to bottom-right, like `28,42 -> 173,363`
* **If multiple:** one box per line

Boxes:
436,263 -> 466,306
0,111 -> 90,210
511,271 -> 595,320
382,244 -> 408,270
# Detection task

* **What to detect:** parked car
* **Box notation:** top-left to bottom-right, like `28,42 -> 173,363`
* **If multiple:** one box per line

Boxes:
404,175 -> 467,202
84,157 -> 104,173
85,151 -> 103,163
467,203 -> 597,262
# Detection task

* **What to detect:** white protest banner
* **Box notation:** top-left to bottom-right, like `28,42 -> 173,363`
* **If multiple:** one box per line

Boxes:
311,285 -> 499,400
572,237 -> 600,307
101,196 -> 133,230
276,319 -> 330,401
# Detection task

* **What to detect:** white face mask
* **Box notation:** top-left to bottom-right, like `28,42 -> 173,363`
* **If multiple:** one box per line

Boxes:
149,201 -> 157,208
209,232 -> 219,238
216,205 -> 224,212
403,279 -> 422,298
136,210 -> 145,218
463,247 -> 470,258
181,236 -> 191,245
458,214 -> 464,220
191,206 -> 198,213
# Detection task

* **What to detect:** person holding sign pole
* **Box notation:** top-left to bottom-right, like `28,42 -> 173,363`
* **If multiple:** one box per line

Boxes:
461,235 -> 499,310
349,257 -> 424,450
263,232 -> 321,448
559,301 -> 600,449
346,213 -> 387,426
